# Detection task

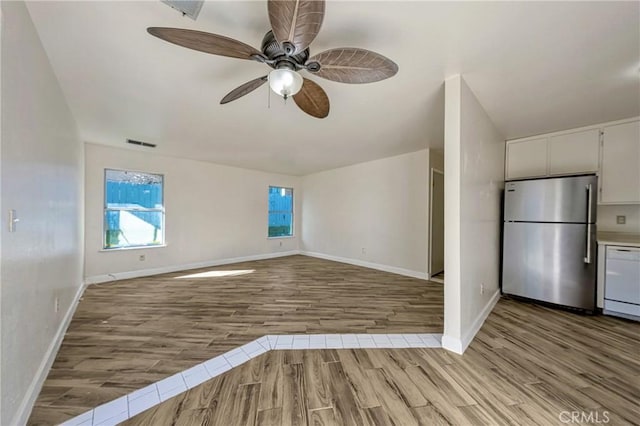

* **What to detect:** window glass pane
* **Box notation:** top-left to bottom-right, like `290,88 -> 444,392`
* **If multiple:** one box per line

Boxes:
268,213 -> 292,237
105,169 -> 163,208
268,186 -> 293,237
104,210 -> 164,248
104,169 -> 164,249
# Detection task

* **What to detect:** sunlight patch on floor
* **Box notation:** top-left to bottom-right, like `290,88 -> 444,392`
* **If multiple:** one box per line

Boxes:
174,269 -> 255,279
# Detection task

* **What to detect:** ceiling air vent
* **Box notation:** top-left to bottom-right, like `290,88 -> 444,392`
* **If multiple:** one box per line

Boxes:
127,139 -> 156,148
161,0 -> 204,20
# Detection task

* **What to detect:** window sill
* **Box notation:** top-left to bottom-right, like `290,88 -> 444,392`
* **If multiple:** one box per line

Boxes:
100,244 -> 167,252
267,236 -> 295,239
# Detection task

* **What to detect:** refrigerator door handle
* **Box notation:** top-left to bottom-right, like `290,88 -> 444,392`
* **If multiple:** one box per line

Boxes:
584,184 -> 593,264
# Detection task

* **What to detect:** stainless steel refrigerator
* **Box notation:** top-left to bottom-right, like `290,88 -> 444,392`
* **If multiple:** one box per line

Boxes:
502,175 -> 597,311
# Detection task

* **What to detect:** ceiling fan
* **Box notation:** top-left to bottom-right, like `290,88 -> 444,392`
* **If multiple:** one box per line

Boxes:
148,0 -> 398,118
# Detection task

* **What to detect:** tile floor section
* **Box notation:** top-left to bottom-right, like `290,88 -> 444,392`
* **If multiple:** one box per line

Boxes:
59,333 -> 442,426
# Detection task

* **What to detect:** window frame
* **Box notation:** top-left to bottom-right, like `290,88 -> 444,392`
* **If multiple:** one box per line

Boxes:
103,168 -> 166,250
267,185 -> 294,239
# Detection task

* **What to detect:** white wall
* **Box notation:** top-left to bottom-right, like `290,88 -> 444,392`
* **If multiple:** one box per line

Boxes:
84,144 -> 301,281
300,150 -> 429,278
443,75 -> 504,354
1,2 -> 84,424
598,205 -> 640,233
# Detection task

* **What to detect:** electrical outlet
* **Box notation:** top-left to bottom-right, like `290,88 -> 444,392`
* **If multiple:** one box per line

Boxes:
616,215 -> 626,225
361,247 -> 366,255
54,297 -> 60,313
480,283 -> 485,295
139,254 -> 146,261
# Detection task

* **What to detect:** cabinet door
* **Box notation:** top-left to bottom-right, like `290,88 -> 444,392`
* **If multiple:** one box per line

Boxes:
548,129 -> 600,175
506,137 -> 548,179
601,120 -> 640,204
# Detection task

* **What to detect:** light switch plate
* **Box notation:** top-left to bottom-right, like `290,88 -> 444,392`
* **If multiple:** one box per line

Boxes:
616,215 -> 626,225
8,209 -> 18,232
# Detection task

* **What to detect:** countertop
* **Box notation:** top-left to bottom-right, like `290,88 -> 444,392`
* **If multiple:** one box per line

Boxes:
597,232 -> 640,247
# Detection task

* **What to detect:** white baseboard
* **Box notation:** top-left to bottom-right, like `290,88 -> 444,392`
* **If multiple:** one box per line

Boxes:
441,334 -> 463,354
85,250 -> 301,284
12,282 -> 87,426
300,251 -> 427,280
442,289 -> 500,355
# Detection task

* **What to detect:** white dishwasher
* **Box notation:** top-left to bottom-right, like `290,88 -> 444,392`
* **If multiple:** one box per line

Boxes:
604,246 -> 640,321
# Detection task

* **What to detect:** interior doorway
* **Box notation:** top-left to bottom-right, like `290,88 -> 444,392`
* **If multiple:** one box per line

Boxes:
429,168 -> 444,280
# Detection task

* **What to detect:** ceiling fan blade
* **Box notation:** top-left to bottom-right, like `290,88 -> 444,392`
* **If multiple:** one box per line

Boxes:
220,76 -> 268,104
293,78 -> 329,119
268,0 -> 325,55
147,27 -> 263,60
307,48 -> 398,84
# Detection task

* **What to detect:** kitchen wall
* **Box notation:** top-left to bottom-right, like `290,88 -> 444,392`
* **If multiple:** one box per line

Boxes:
301,150 -> 430,278
443,75 -> 505,354
1,3 -> 84,424
84,144 -> 301,281
598,205 -> 640,233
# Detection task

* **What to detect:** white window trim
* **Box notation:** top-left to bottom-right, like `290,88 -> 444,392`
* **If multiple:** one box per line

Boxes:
268,185 -> 294,238
99,244 -> 167,253
103,168 -> 165,250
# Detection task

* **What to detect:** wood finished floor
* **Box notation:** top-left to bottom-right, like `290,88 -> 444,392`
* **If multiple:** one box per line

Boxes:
27,255 -> 443,425
124,298 -> 640,426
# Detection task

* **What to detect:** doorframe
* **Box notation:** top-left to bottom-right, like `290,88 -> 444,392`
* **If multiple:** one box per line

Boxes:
428,167 -> 444,278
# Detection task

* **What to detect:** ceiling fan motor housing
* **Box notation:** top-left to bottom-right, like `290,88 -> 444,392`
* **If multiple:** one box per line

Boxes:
261,30 -> 310,70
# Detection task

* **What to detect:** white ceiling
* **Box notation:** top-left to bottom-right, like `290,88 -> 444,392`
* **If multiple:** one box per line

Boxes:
26,1 -> 640,175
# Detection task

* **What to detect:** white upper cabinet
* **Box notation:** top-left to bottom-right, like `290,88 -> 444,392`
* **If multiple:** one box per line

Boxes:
507,129 -> 601,180
548,129 -> 600,175
600,120 -> 640,204
506,137 -> 548,179
505,119 -> 639,205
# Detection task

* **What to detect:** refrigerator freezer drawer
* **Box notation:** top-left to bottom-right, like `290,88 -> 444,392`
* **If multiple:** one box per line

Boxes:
502,222 -> 596,310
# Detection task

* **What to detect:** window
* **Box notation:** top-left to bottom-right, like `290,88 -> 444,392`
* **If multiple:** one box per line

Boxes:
268,186 -> 293,237
104,169 -> 164,249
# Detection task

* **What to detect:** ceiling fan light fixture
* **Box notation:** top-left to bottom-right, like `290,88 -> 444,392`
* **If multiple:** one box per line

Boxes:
268,67 -> 303,99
